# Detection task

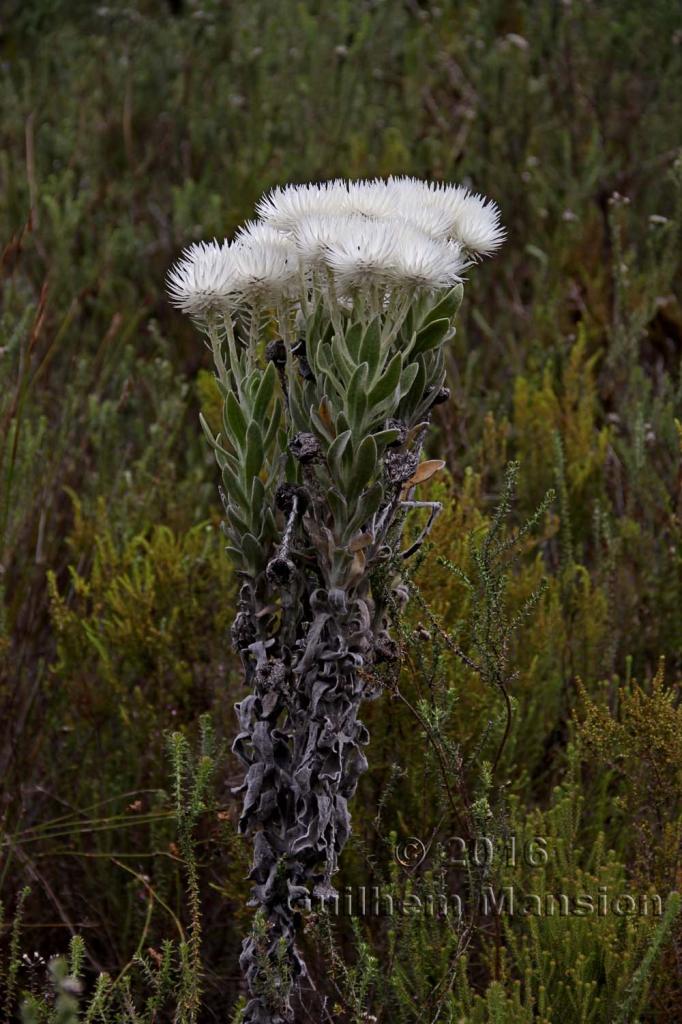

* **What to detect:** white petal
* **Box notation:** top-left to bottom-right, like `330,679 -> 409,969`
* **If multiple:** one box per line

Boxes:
232,233 -> 301,302
167,240 -> 241,317
387,176 -> 506,256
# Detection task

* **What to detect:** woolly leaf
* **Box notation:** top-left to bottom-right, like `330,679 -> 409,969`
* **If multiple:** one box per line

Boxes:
253,361 -> 277,422
327,487 -> 348,531
421,283 -> 463,325
263,399 -> 282,452
224,545 -> 246,568
400,362 -> 420,397
244,421 -> 264,481
310,402 -> 335,445
288,379 -> 308,434
199,411 -> 217,447
413,317 -> 451,355
347,362 -> 369,432
221,466 -> 250,512
318,396 -> 334,435
328,429 -> 352,485
331,334 -> 355,382
227,504 -> 250,537
316,343 -> 345,400
241,532 -> 265,572
345,321 -> 363,361
372,427 -> 401,447
368,352 -> 402,407
336,411 -> 351,435
250,476 -> 265,525
359,319 -> 382,380
225,392 -> 248,450
398,359 -> 426,419
349,434 -> 377,499
346,481 -> 384,536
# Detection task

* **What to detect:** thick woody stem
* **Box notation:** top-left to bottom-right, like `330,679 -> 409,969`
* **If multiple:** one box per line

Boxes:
232,571 -> 382,1023
230,406 -> 441,1021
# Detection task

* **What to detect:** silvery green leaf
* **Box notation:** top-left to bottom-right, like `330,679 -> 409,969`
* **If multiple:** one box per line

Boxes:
421,282 -> 463,325
327,488 -> 348,531
263,399 -> 281,451
400,362 -> 420,397
200,415 -> 232,462
306,295 -> 325,350
349,434 -> 377,500
262,507 -> 278,539
399,358 -> 426,419
336,410 -> 351,435
215,447 -> 240,476
413,317 -> 451,355
227,504 -> 251,537
288,378 -> 308,433
368,351 -> 402,406
327,429 -> 352,486
359,319 -> 382,380
284,451 -> 298,484
344,321 -> 363,361
224,545 -> 246,568
346,362 -> 369,432
245,420 -> 264,480
241,532 -> 264,572
246,371 -> 260,401
199,411 -> 217,447
225,392 -> 248,449
401,305 -> 415,340
331,334 -> 355,382
345,481 -> 384,537
371,427 -> 401,447
310,403 -> 335,445
250,476 -> 265,524
316,343 -> 345,399
221,466 -> 250,512
253,361 -> 277,422
316,341 -> 333,373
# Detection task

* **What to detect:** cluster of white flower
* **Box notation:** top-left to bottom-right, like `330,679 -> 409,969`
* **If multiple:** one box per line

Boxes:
168,176 -> 504,318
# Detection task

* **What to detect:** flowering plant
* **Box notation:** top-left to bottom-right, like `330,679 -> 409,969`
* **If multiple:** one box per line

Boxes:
169,177 -> 503,1023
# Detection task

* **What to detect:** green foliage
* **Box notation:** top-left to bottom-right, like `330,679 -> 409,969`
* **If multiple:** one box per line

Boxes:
312,760 -> 681,1023
2,726 -> 225,1024
1,0 -> 681,1020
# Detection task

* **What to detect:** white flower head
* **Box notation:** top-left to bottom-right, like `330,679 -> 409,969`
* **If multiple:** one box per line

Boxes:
395,204 -> 455,241
343,179 -> 398,219
321,217 -> 466,292
232,230 -> 301,303
388,224 -> 468,289
235,220 -> 292,250
256,180 -> 348,230
171,177 -> 502,319
387,176 -> 506,257
323,218 -> 401,290
167,239 -> 240,318
386,176 -> 437,212
439,188 -> 506,256
257,177 -> 402,230
292,213 -> 369,268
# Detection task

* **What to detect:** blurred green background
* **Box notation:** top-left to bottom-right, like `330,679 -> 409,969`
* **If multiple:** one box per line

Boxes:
1,1 -> 681,1021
